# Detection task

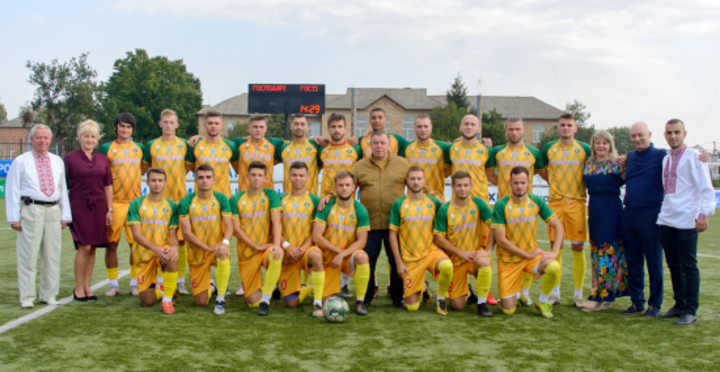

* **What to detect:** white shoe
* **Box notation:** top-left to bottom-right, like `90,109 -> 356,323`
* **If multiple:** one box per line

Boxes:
40,298 -> 60,306
20,301 -> 34,308
573,295 -> 586,308
213,300 -> 226,315
519,293 -> 533,307
105,285 -> 120,297
235,286 -> 244,296
549,293 -> 561,306
176,282 -> 191,295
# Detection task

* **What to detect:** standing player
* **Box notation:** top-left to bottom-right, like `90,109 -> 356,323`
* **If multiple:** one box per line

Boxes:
178,164 -> 234,315
233,114 -> 285,191
229,161 -> 284,316
127,167 -> 179,314
278,162 -> 326,317
434,171 -> 495,316
356,107 -> 408,157
187,110 -> 239,196
389,166 -> 452,314
319,113 -> 362,197
492,116 -> 546,305
539,113 -> 592,307
277,114 -> 323,195
492,166 -> 564,318
143,109 -> 192,296
313,171 -> 372,315
99,112 -> 144,297
403,115 -> 451,202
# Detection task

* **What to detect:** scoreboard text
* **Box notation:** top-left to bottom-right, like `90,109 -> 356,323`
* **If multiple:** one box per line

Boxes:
248,84 -> 325,115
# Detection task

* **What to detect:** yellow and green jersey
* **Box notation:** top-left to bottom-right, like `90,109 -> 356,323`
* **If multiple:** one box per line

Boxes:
433,197 -> 492,266
359,132 -> 408,158
178,191 -> 232,266
492,194 -> 555,266
404,140 -> 451,203
187,138 -> 239,197
278,139 -> 322,195
99,141 -> 144,204
280,192 -> 319,248
229,189 -> 282,261
493,143 -> 545,199
313,199 -> 370,265
319,142 -> 361,198
541,140 -> 591,201
389,195 -> 442,265
143,136 -> 190,202
127,195 -> 178,264
233,137 -> 285,191
448,141 -> 495,201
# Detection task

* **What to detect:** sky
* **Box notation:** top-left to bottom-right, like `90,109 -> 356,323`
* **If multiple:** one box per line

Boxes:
2,0 -> 720,150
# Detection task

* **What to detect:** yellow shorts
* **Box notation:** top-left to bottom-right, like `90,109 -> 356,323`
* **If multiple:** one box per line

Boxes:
497,255 -> 542,299
108,202 -> 133,244
548,198 -> 587,243
238,249 -> 272,298
449,261 -> 476,300
481,223 -> 489,247
136,256 -> 159,293
279,246 -> 320,298
323,255 -> 355,298
189,252 -> 217,296
403,250 -> 447,298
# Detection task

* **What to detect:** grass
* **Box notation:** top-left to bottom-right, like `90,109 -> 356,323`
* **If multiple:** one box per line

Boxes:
0,199 -> 718,371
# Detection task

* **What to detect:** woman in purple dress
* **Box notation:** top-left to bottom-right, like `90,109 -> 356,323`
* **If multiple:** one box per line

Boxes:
64,120 -> 113,301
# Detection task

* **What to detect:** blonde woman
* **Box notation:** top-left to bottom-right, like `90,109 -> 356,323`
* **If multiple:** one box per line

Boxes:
580,130 -> 629,311
64,120 -> 113,301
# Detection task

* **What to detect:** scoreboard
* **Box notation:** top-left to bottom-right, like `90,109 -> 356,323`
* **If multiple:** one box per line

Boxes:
248,84 -> 325,115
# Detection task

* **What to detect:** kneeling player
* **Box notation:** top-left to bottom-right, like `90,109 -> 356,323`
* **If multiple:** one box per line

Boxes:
492,166 -> 564,318
389,166 -> 452,314
313,171 -> 371,315
178,164 -> 234,315
434,171 -> 495,316
279,162 -> 326,317
128,167 -> 179,314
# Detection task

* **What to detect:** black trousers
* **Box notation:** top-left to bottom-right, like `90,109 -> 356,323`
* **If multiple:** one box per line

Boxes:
364,229 -> 403,304
621,208 -> 664,308
660,225 -> 700,316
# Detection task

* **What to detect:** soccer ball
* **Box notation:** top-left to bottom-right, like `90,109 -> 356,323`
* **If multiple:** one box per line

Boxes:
323,297 -> 349,323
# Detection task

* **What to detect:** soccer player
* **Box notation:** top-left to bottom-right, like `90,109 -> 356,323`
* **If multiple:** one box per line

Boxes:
99,112 -> 144,297
539,113 -> 591,307
178,164 -> 234,315
233,113 -> 285,191
403,115 -> 451,203
187,110 -> 239,197
229,161 -> 284,316
389,166 -> 452,314
313,171 -> 372,315
143,109 -> 192,296
278,162 -> 325,317
356,107 -> 408,157
319,113 -> 362,198
433,171 -> 495,316
492,166 -> 565,318
127,167 -> 179,314
492,116 -> 546,305
277,114 -> 323,195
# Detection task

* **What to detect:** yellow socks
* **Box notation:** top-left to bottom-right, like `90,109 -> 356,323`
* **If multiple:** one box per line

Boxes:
541,261 -> 561,296
354,263 -> 370,301
299,285 -> 314,303
476,266 -> 492,300
301,271 -> 310,286
262,255 -> 283,296
501,306 -> 516,315
247,300 -> 260,308
572,249 -> 586,292
107,267 -> 118,280
311,271 -> 325,303
436,259 -> 453,298
155,289 -> 162,301
407,301 -> 421,311
177,244 -> 187,281
163,271 -> 178,299
215,258 -> 231,299
522,272 -> 533,290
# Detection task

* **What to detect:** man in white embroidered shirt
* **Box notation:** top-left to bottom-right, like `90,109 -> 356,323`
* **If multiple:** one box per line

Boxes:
6,124 -> 72,308
656,119 -> 715,326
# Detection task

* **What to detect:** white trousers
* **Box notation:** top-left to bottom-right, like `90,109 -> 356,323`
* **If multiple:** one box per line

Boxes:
16,203 -> 62,303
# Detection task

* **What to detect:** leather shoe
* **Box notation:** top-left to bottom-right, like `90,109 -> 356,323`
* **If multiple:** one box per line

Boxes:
40,298 -> 60,306
73,289 -> 88,302
659,307 -> 683,318
622,304 -> 644,314
392,300 -> 406,309
20,301 -> 34,308
643,306 -> 660,317
674,314 -> 697,325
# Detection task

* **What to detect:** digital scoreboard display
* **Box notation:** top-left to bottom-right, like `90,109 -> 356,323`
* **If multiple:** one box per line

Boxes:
248,84 -> 325,115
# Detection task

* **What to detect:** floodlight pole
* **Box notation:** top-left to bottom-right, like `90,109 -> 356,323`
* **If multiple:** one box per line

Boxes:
284,113 -> 290,141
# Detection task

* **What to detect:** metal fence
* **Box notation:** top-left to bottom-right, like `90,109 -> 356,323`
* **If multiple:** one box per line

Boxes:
0,139 -> 80,160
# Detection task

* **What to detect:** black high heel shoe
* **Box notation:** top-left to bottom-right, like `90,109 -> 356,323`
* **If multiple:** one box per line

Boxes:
73,289 -> 88,302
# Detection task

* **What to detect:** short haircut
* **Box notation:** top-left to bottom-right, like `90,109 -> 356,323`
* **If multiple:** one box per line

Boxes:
414,114 -> 431,124
77,119 -> 102,139
196,163 -> 214,175
370,130 -> 390,141
249,113 -> 266,123
505,115 -> 524,127
334,170 -> 356,184
204,110 -> 222,121
289,161 -> 308,172
559,112 -> 575,121
248,160 -> 267,174
451,171 -> 472,185
291,113 -> 307,122
160,108 -> 177,119
29,124 -> 52,139
667,118 -> 684,128
114,112 -> 137,134
146,167 -> 167,180
510,166 -> 529,178
369,107 -> 386,116
407,165 -> 425,177
327,113 -> 346,126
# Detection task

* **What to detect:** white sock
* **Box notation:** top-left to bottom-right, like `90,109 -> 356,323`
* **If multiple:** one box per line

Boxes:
516,292 -> 521,299
163,296 -> 172,303
574,289 -> 583,298
522,288 -> 530,298
177,277 -> 185,284
477,297 -> 487,305
109,279 -> 118,287
217,294 -> 225,302
341,273 -> 350,287
437,294 -> 444,301
314,300 -> 322,307
129,278 -> 137,286
552,286 -> 560,297
375,278 -> 378,286
357,297 -> 364,302
261,293 -> 271,304
539,293 -> 549,303
157,277 -> 164,285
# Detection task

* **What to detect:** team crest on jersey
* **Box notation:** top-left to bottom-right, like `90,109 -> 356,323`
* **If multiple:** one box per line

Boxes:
305,146 -> 312,152
431,147 -> 437,152
349,213 -> 356,220
574,148 -> 581,154
303,201 -> 311,208
222,147 -> 228,152
263,143 -> 269,149
162,206 -> 170,213
479,149 -> 484,154
260,197 -> 266,204
476,149 -> 482,154
524,151 -> 531,156
211,200 -> 217,208
528,202 -> 534,209
177,143 -> 184,150
426,202 -> 433,209
470,209 -> 476,215
132,147 -> 139,153
345,148 -> 353,155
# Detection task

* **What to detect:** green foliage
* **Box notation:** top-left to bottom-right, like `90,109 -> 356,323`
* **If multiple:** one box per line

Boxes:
481,109 -> 506,147
100,49 -> 202,142
0,102 -> 7,124
24,53 -> 100,141
446,73 -> 469,110
227,114 -> 286,139
539,100 -> 596,149
606,126 -> 634,155
428,102 -> 465,142
538,130 -> 561,150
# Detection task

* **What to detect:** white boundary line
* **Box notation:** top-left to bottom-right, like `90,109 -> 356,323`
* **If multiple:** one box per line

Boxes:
0,269 -> 130,335
537,239 -> 720,259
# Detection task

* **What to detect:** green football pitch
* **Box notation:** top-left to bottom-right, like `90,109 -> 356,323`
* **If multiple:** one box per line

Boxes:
0,200 -> 718,371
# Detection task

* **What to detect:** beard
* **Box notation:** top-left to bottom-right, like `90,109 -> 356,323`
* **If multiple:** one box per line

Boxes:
338,193 -> 353,201
461,133 -> 476,141
408,185 -> 423,193
512,190 -> 527,198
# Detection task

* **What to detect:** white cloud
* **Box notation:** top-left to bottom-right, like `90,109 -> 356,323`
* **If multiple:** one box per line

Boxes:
29,14 -> 44,22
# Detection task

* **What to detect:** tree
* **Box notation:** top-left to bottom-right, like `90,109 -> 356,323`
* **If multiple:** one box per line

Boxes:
227,114 -> 286,139
428,101 -> 465,142
539,100 -> 595,149
0,102 -> 7,124
100,49 -> 203,142
606,126 -> 633,155
446,73 -> 469,110
24,53 -> 100,141
480,109 -> 506,147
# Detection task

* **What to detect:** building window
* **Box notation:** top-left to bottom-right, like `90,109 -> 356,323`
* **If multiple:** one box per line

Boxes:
227,121 -> 240,132
355,115 -> 367,138
533,124 -> 546,144
402,115 -> 415,141
308,120 -> 322,138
